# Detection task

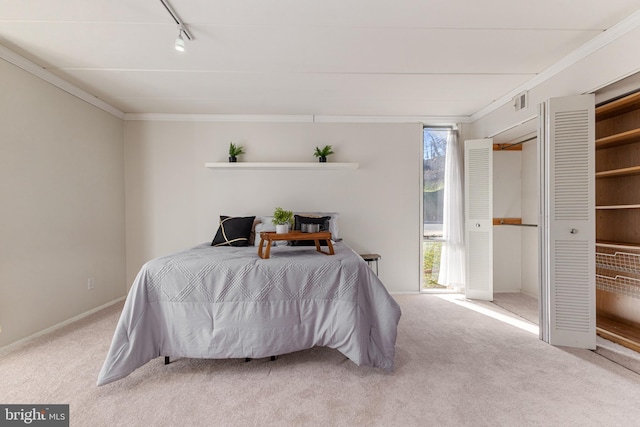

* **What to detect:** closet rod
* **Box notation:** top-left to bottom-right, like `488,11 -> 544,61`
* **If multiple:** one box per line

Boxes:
498,135 -> 537,150
500,222 -> 537,227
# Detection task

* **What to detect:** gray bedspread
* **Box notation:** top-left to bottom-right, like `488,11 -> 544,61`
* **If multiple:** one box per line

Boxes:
97,242 -> 401,386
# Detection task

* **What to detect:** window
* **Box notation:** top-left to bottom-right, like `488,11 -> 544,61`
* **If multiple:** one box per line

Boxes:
423,128 -> 449,238
423,127 -> 452,289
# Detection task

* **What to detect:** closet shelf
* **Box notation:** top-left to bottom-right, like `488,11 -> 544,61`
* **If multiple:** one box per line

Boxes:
493,217 -> 521,225
596,241 -> 640,251
493,218 -> 537,227
596,91 -> 640,120
595,128 -> 640,150
595,165 -> 640,179
492,143 -> 522,151
596,204 -> 640,210
596,318 -> 640,353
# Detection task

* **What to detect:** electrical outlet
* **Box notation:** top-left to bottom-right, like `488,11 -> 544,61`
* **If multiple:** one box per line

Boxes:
88,277 -> 95,290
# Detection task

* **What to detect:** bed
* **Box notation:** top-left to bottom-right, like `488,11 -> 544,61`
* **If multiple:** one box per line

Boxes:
97,216 -> 401,386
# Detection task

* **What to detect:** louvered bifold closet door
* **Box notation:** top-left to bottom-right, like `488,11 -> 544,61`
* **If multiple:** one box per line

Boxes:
464,139 -> 493,300
540,94 -> 595,349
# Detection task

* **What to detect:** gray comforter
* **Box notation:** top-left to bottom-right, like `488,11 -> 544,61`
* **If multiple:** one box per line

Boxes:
97,242 -> 401,385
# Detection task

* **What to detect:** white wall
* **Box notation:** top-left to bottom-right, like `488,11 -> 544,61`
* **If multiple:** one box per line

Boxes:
0,59 -> 126,347
124,120 -> 423,293
493,151 -> 522,293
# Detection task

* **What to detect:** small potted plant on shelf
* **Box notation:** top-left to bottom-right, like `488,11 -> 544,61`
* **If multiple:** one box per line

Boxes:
272,207 -> 293,234
313,145 -> 334,163
228,142 -> 245,162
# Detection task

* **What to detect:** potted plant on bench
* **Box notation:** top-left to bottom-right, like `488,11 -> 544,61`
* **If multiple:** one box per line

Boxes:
272,207 -> 293,234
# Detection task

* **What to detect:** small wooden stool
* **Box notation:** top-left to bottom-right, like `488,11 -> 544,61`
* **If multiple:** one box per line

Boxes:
360,253 -> 381,275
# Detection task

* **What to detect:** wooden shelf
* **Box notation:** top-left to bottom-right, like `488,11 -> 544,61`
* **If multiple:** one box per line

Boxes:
595,128 -> 640,150
596,241 -> 640,251
597,316 -> 640,353
596,91 -> 640,120
205,162 -> 359,170
596,204 -> 640,210
596,165 -> 640,179
493,217 -> 521,225
492,143 -> 522,151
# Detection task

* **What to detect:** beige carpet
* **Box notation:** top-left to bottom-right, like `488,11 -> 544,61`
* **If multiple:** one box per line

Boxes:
489,292 -> 640,376
2,294 -> 640,426
492,292 -> 539,324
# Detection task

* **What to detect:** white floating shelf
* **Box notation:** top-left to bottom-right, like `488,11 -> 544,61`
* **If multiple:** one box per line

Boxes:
205,162 -> 359,170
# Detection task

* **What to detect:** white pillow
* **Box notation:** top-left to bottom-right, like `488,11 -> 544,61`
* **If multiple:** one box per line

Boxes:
253,221 -> 289,246
259,216 -> 275,226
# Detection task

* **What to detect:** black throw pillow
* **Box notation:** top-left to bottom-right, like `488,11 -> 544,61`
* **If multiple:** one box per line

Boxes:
211,216 -> 256,247
292,215 -> 331,246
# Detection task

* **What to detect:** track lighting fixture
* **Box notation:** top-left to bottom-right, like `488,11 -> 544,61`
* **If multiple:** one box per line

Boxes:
160,0 -> 193,52
175,26 -> 186,52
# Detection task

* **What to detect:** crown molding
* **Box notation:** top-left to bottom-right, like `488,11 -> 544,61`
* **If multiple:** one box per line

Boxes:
0,44 -> 125,119
312,115 -> 468,124
125,112 -> 467,124
124,113 -> 314,123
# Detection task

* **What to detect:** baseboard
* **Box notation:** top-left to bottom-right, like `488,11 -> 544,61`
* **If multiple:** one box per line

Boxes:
519,289 -> 539,299
0,296 -> 126,355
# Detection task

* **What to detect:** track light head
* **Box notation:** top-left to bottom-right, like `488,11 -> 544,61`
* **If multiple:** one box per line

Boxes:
175,31 -> 185,52
175,24 -> 186,52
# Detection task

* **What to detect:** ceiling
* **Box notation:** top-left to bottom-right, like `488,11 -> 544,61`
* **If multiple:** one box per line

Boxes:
1,1 -> 640,120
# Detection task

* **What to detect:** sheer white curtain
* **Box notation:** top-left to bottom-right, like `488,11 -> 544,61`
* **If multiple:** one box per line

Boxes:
438,131 -> 465,289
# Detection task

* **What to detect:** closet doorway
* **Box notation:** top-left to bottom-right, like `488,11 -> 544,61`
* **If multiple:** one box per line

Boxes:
490,130 -> 541,322
490,94 -> 596,349
491,124 -> 539,300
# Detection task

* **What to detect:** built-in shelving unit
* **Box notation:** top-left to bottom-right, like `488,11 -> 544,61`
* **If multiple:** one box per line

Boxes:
205,162 -> 359,170
595,90 -> 640,352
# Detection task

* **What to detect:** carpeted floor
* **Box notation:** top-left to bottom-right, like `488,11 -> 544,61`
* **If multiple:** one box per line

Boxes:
2,293 -> 640,426
490,291 -> 640,376
492,292 -> 540,324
